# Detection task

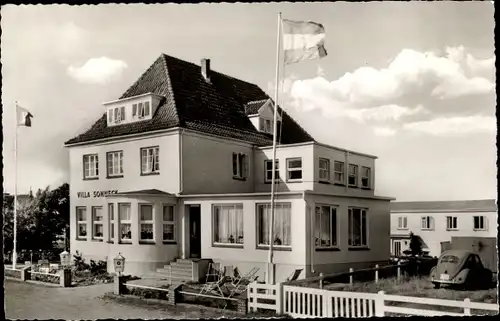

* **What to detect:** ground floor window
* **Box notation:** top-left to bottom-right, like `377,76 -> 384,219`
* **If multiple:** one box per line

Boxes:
108,203 -> 115,241
315,205 -> 338,248
76,207 -> 87,239
213,204 -> 244,245
348,208 -> 368,247
257,203 -> 291,248
140,204 -> 154,241
163,205 -> 175,241
92,206 -> 103,240
119,203 -> 132,242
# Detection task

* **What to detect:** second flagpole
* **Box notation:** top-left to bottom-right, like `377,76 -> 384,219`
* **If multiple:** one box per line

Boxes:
13,102 -> 19,269
267,12 -> 282,285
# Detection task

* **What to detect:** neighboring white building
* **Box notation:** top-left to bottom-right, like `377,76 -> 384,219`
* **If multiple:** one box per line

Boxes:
390,199 -> 497,257
64,54 -> 394,281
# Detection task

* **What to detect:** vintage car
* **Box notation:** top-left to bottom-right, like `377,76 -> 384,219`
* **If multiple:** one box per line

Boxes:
429,250 -> 492,289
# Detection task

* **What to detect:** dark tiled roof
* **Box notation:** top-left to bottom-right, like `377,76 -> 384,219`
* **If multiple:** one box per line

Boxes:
391,199 -> 497,213
245,99 -> 268,115
113,189 -> 176,196
65,54 -> 313,146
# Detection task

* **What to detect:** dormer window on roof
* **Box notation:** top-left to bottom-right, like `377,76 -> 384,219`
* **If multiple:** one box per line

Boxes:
104,93 -> 163,127
246,99 -> 282,135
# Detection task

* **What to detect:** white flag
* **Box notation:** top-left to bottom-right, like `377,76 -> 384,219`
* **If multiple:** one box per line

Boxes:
282,19 -> 328,65
16,104 -> 33,127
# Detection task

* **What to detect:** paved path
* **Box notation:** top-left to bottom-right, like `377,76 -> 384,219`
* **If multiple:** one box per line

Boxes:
5,279 -> 239,319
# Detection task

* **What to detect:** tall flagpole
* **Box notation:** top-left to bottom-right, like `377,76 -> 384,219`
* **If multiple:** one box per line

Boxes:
13,101 -> 19,269
268,12 -> 282,285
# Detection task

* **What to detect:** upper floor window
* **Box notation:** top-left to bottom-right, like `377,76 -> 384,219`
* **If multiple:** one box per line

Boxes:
260,118 -> 273,134
361,167 -> 371,189
132,101 -> 151,119
473,216 -> 486,230
315,205 -> 338,248
287,158 -> 302,181
232,153 -> 248,180
421,216 -> 434,230
107,151 -> 123,177
348,208 -> 368,248
319,158 -> 330,182
141,146 -> 160,175
265,160 -> 279,183
83,154 -> 99,179
446,216 -> 458,230
397,216 -> 408,229
108,106 -> 126,124
334,161 -> 344,184
348,164 -> 358,187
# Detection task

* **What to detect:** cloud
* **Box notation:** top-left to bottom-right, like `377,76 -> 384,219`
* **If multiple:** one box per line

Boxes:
67,57 -> 128,85
345,104 -> 427,124
290,46 -> 495,105
373,126 -> 397,137
403,115 -> 496,136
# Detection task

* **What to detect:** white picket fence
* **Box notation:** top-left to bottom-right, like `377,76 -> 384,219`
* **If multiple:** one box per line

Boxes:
248,282 -> 499,317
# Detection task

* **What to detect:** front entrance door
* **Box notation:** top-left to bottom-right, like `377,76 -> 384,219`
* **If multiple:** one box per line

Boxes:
189,206 -> 201,258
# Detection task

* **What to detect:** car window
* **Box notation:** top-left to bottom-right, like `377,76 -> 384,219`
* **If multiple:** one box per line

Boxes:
440,255 -> 459,263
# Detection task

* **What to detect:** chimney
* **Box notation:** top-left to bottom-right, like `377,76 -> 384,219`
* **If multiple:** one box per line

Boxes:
201,58 -> 211,82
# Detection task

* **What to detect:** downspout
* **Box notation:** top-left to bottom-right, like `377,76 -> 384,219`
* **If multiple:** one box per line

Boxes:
304,191 -> 315,274
179,129 -> 184,194
178,129 -> 185,259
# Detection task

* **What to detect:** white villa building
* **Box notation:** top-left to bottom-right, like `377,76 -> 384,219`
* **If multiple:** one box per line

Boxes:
64,54 -> 394,282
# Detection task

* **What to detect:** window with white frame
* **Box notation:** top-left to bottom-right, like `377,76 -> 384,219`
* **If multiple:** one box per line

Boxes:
361,166 -> 371,188
232,153 -> 248,179
132,101 -> 151,119
348,164 -> 358,187
257,203 -> 291,247
287,158 -> 302,181
213,204 -> 244,245
119,203 -> 132,242
76,207 -> 87,239
319,158 -> 330,182
92,206 -> 104,240
315,205 -> 338,248
83,154 -> 99,179
141,146 -> 160,174
473,216 -> 486,230
162,205 -> 175,242
140,204 -> 154,241
108,203 -> 115,241
348,208 -> 368,247
421,216 -> 434,230
334,161 -> 345,184
446,216 -> 458,230
108,106 -> 126,124
265,160 -> 279,182
397,216 -> 408,229
107,151 -> 123,177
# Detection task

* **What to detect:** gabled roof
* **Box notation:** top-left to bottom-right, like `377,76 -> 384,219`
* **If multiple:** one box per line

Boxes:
65,54 -> 314,146
391,199 -> 497,213
245,99 -> 268,115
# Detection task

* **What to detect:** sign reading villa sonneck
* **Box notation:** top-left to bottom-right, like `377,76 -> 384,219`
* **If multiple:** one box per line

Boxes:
77,190 -> 118,198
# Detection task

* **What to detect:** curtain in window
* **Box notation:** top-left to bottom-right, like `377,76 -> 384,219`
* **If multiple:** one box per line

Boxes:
259,203 -> 291,246
214,205 -> 243,244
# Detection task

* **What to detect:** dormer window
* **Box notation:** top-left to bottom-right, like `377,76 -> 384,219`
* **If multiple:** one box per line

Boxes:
260,118 -> 274,134
132,101 -> 151,119
108,107 -> 126,125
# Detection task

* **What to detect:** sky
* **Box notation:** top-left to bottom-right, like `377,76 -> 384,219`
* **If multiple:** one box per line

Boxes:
1,2 -> 496,201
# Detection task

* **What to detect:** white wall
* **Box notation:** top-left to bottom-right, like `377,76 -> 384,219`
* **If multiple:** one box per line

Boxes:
181,132 -> 254,194
390,210 -> 498,257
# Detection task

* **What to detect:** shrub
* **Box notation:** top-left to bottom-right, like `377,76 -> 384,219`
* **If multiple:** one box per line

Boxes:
73,250 -> 90,271
90,259 -> 107,275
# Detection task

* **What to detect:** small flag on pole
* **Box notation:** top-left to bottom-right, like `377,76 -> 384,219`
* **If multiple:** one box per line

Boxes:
282,19 -> 328,65
16,104 -> 33,127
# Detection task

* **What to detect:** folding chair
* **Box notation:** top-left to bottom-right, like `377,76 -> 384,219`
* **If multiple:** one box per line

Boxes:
199,275 -> 231,297
229,267 -> 259,297
205,262 -> 222,284
285,268 -> 303,282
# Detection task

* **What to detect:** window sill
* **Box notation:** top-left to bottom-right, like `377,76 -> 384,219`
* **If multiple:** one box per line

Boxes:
213,243 -> 244,249
118,241 -> 132,245
421,228 -> 434,231
348,185 -> 358,189
397,228 -> 409,230
348,247 -> 370,251
333,182 -> 345,186
473,229 -> 487,231
315,247 -> 341,252
83,177 -> 99,181
232,176 -> 247,181
92,238 -> 103,242
107,175 -> 124,179
76,238 -> 87,241
139,240 -> 156,245
162,241 -> 177,245
106,241 -> 115,244
257,245 -> 292,252
286,180 -> 303,183
141,172 -> 160,176
446,228 -> 459,231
